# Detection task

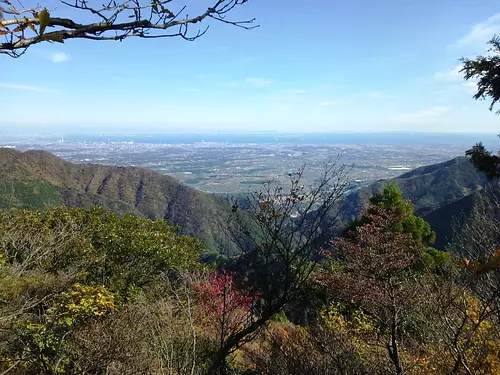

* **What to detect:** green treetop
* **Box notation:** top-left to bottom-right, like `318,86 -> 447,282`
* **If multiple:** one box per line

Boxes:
351,183 -> 436,247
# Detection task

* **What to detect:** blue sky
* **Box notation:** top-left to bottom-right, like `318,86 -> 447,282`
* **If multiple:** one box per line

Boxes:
2,0 -> 500,133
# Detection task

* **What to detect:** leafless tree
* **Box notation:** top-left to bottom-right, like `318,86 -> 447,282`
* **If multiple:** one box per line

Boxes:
432,182 -> 500,374
0,0 -> 256,57
207,158 -> 351,374
70,280 -> 204,375
243,321 -> 382,375
144,274 -> 202,375
317,204 -> 430,375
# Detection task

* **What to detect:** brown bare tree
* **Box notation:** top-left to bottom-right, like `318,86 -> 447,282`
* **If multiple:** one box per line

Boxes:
317,204 -> 431,375
433,182 -> 500,374
0,0 -> 256,57
206,159 -> 351,374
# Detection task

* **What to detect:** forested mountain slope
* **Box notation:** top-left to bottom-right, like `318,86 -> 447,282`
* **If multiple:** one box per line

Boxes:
0,148 -> 232,253
0,148 -> 491,252
343,156 -> 489,249
344,157 -> 487,216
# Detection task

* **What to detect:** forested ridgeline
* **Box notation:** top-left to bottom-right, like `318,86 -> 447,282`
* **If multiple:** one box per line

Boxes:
1,158 -> 500,374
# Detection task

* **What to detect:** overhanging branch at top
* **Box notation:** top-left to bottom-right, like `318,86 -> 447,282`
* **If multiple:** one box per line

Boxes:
0,0 -> 256,57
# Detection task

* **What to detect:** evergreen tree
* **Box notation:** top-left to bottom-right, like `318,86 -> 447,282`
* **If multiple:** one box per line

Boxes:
461,36 -> 500,179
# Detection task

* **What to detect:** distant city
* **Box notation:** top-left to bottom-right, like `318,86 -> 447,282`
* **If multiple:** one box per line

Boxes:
1,132 -> 498,194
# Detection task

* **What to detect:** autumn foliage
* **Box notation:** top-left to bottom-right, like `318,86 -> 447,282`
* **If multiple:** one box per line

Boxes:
1,182 -> 500,374
193,269 -> 259,348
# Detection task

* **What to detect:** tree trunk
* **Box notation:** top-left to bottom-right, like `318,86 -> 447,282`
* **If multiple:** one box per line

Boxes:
206,310 -> 273,375
387,317 -> 403,375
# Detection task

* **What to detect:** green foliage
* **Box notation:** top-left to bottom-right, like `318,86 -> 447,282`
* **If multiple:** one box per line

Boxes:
350,183 -> 436,247
0,206 -> 210,374
17,284 -> 115,374
421,246 -> 453,272
345,184 -> 452,277
0,148 -> 238,254
0,179 -> 61,210
0,206 -> 204,298
461,35 -> 500,114
466,142 -> 500,180
461,36 -> 500,179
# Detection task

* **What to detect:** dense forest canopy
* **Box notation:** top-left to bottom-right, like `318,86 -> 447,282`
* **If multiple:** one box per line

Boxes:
1,172 -> 500,374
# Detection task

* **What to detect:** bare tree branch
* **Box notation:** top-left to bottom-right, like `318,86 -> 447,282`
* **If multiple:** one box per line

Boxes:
0,0 -> 256,57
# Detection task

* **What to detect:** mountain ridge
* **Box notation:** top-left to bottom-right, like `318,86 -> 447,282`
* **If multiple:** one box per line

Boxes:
0,148 -> 233,254
343,156 -> 489,249
0,148 -> 491,252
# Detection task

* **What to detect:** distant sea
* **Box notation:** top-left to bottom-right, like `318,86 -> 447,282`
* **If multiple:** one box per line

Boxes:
2,132 -> 499,148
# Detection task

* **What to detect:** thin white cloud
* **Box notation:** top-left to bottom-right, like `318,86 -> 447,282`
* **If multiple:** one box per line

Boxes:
361,91 -> 392,100
389,106 -> 452,124
245,77 -> 272,87
456,13 -> 500,47
318,100 -> 345,107
0,83 -> 52,92
50,52 -> 69,63
433,65 -> 463,82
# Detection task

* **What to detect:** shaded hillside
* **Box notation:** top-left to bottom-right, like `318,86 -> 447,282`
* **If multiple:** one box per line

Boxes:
0,148 -> 234,254
422,193 -> 476,250
344,157 -> 487,218
424,181 -> 500,250
342,157 -> 489,249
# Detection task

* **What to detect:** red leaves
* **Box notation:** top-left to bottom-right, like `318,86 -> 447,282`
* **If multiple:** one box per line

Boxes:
317,204 -> 422,307
193,270 -> 259,340
337,205 -> 419,278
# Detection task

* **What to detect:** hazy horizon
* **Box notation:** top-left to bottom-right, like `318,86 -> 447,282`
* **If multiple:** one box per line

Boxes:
3,0 -> 500,133
1,130 -> 499,148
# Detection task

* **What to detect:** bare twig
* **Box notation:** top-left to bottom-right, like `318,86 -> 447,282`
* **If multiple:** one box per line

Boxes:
0,0 -> 256,57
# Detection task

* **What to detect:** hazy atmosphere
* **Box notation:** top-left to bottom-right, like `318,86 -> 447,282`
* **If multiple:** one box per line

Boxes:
3,0 -> 500,133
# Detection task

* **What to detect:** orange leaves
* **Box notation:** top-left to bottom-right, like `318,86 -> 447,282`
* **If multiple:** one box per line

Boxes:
0,21 -> 10,36
457,257 -> 470,269
13,23 -> 29,33
459,248 -> 500,276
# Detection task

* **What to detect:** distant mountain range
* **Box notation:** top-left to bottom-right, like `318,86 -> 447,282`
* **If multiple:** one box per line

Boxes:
0,148 -> 235,255
0,148 -> 492,252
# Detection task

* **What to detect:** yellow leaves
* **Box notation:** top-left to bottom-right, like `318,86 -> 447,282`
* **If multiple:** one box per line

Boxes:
320,303 -> 376,334
38,8 -> 50,36
63,283 -> 115,316
28,22 -> 37,33
460,250 -> 500,277
457,257 -> 470,269
44,284 -> 115,328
